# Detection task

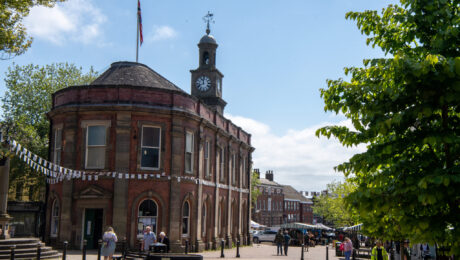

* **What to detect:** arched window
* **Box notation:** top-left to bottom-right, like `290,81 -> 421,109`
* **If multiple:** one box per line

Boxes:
201,203 -> 206,237
202,52 -> 209,65
50,199 -> 59,237
138,199 -> 158,236
182,201 -> 190,236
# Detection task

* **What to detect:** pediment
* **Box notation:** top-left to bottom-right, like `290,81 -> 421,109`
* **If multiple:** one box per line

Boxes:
73,184 -> 112,199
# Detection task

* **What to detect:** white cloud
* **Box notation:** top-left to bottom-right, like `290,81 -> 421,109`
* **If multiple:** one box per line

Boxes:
147,25 -> 177,42
24,0 -> 107,45
226,114 -> 366,192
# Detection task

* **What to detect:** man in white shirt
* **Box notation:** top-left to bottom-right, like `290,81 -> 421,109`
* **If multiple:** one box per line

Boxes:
142,226 -> 156,251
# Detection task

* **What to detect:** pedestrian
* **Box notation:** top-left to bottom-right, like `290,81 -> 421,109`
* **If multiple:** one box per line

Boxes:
283,230 -> 291,256
402,241 -> 411,260
343,237 -> 354,260
142,226 -> 156,252
274,229 -> 284,256
371,240 -> 388,260
158,231 -> 170,253
420,243 -> 431,260
101,227 -> 117,260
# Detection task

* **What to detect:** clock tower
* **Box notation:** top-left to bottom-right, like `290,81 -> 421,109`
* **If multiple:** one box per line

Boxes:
190,12 -> 226,114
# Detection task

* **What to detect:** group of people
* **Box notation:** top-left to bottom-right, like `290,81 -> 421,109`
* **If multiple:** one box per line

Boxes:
274,229 -> 291,256
99,225 -> 170,260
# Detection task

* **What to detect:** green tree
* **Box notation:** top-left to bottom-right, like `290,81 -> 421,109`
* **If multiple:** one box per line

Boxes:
1,63 -> 97,201
0,0 -> 64,59
316,0 -> 459,254
312,181 -> 359,228
251,170 -> 261,209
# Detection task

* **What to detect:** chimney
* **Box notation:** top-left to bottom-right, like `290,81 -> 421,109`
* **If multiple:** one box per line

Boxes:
254,169 -> 260,179
265,170 -> 274,182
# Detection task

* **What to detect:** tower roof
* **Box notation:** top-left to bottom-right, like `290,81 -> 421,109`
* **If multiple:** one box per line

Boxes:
91,61 -> 184,92
199,34 -> 217,45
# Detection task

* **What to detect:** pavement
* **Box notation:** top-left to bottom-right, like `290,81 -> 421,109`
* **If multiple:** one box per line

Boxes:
64,243 -> 344,260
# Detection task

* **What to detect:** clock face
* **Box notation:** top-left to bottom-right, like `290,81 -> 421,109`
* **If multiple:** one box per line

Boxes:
196,76 -> 211,92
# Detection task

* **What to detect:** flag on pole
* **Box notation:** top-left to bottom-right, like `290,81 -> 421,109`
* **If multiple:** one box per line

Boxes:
138,0 -> 143,45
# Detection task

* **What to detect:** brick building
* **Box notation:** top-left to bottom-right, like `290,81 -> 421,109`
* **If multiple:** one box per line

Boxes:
252,170 -> 284,227
45,28 -> 253,252
282,185 -> 313,225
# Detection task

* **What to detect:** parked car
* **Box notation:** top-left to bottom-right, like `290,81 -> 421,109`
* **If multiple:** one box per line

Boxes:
253,230 -> 277,243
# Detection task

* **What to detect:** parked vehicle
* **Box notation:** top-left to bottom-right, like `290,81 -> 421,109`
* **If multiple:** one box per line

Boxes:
253,230 -> 277,243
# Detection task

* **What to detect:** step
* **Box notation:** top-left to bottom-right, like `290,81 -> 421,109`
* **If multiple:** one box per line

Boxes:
0,242 -> 48,250
0,251 -> 61,259
0,238 -> 40,245
0,246 -> 55,255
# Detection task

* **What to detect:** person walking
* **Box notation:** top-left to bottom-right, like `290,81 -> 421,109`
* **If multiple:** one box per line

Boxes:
283,230 -> 291,256
101,227 -> 117,260
343,237 -> 354,260
274,230 -> 284,256
371,240 -> 388,260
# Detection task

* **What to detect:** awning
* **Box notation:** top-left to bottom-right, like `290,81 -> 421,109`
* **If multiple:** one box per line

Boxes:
280,222 -> 317,230
315,223 -> 334,230
251,220 -> 266,228
343,223 -> 363,232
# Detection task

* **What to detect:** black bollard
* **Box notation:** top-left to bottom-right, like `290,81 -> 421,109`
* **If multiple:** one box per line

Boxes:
62,241 -> 68,260
220,240 -> 225,258
10,245 -> 15,260
301,244 -> 304,260
236,240 -> 240,258
185,240 -> 189,254
122,238 -> 127,260
326,245 -> 329,260
97,239 -> 102,260
37,242 -> 42,260
82,240 -> 87,260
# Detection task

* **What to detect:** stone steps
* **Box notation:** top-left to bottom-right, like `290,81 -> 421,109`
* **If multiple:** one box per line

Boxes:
0,238 -> 60,259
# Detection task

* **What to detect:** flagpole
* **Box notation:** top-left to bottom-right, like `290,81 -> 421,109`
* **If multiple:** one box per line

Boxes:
136,0 -> 139,63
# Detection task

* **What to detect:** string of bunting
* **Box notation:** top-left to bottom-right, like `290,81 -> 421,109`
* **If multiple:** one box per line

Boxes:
7,139 -> 249,193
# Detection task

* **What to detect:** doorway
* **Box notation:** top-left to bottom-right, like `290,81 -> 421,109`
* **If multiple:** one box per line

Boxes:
83,208 -> 103,249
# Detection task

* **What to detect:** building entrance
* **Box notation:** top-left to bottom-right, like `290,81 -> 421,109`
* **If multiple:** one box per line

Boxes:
83,208 -> 103,249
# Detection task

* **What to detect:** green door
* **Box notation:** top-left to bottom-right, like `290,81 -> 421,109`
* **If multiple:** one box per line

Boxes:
83,209 -> 103,249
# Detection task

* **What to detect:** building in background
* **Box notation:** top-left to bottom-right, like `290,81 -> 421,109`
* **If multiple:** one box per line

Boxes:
252,170 -> 284,227
282,185 -> 313,224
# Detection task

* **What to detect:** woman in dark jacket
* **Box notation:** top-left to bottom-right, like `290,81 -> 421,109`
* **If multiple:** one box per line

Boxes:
158,232 -> 170,253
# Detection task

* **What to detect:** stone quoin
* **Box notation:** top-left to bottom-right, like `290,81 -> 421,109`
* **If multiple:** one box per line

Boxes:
45,26 -> 253,253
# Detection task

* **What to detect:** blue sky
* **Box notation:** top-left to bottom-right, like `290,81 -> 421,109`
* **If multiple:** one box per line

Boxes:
0,0 -> 396,192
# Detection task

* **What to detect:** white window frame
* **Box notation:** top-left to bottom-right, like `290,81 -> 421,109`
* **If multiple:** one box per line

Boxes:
204,140 -> 210,178
219,147 -> 225,181
231,153 -> 236,185
140,126 -> 161,170
185,132 -> 194,173
53,128 -> 62,165
85,124 -> 107,169
182,201 -> 190,237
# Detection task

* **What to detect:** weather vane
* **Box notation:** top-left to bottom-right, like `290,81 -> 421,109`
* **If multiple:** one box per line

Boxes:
203,11 -> 214,35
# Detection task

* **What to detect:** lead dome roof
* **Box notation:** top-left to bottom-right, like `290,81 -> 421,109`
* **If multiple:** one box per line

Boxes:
199,34 -> 217,44
91,61 -> 184,92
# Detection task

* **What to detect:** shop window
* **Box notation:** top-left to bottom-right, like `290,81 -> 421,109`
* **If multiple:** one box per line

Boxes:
138,200 -> 158,236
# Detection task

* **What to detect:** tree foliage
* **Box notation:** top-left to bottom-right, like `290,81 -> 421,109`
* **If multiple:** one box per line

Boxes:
251,170 -> 261,209
316,0 -> 459,254
0,0 -> 64,59
1,63 -> 97,200
312,181 -> 359,228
